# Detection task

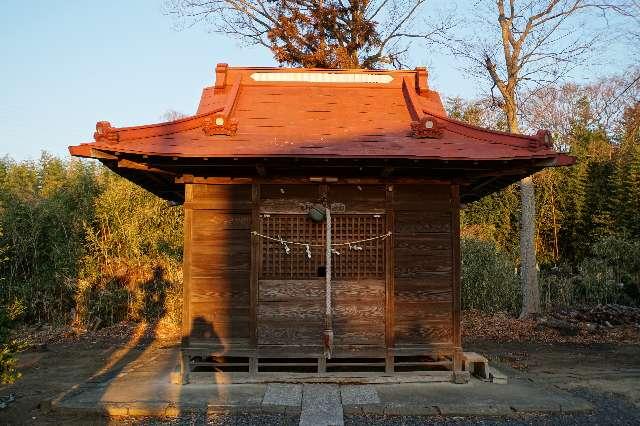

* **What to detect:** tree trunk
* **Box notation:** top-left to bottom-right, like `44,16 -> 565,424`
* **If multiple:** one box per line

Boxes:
505,97 -> 539,317
519,175 -> 539,317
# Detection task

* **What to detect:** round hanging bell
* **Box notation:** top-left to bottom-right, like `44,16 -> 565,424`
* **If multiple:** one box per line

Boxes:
308,204 -> 326,222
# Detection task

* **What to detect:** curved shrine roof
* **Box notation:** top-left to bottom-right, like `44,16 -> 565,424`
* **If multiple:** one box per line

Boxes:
69,64 -> 574,203
69,64 -> 570,162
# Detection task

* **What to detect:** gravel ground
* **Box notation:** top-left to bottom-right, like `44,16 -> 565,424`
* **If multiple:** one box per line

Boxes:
345,389 -> 640,426
107,387 -> 639,426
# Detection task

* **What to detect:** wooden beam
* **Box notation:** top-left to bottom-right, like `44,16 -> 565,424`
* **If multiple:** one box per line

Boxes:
381,166 -> 394,178
174,176 -> 453,185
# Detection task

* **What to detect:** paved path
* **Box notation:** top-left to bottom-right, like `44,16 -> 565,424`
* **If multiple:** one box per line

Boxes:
299,384 -> 343,426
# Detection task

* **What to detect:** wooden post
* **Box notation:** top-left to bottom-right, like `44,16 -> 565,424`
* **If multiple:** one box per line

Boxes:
181,184 -> 193,348
324,206 -> 334,359
451,185 -> 463,374
385,185 -> 395,374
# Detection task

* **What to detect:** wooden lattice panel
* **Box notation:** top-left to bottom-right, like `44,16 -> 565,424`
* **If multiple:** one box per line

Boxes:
259,214 -> 386,280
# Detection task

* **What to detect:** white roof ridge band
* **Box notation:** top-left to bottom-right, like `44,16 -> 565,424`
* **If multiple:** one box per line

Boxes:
250,72 -> 394,84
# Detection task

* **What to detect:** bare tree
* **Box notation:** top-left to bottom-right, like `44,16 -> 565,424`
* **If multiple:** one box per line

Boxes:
521,70 -> 640,146
161,110 -> 188,122
437,0 -> 634,317
164,0 -> 452,68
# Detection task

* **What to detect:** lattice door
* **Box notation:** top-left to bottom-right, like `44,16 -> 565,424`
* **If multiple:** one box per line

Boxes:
259,214 -> 386,279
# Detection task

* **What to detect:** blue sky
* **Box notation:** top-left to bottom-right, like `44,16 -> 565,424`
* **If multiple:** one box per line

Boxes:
0,1 -> 633,160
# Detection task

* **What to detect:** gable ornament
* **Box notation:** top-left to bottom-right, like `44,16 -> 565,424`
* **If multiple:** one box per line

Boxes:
410,116 -> 444,139
94,121 -> 119,143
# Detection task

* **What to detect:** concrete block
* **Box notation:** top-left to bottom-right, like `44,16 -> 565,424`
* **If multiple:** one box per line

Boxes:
101,403 -> 129,417
341,385 -> 380,405
561,400 -> 593,413
438,404 -> 513,416
384,403 -> 439,416
463,352 -> 489,379
262,383 -> 302,407
164,405 -> 181,417
489,367 -> 508,384
300,384 -> 343,426
127,402 -> 169,417
453,371 -> 471,384
510,402 -> 562,413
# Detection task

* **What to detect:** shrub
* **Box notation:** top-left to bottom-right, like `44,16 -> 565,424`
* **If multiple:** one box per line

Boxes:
0,155 -> 183,331
461,237 -> 521,314
0,306 -> 21,384
74,173 -> 183,329
577,235 -> 640,305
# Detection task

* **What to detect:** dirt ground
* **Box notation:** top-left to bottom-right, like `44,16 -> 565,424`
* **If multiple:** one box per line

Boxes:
1,320 -> 639,425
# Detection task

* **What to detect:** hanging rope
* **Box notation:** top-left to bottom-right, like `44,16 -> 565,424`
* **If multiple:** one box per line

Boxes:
251,230 -> 392,248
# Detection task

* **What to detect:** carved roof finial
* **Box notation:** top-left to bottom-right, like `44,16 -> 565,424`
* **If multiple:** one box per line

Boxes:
94,121 -> 119,143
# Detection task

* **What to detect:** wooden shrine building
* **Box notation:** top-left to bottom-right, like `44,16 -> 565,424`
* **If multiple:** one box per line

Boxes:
70,64 -> 573,383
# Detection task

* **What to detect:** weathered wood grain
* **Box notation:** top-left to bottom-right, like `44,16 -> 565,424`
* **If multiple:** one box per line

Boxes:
190,233 -> 251,256
328,184 -> 387,202
333,301 -> 384,323
192,210 -> 251,228
333,323 -> 385,346
395,280 -> 452,303
395,211 -> 451,234
260,184 -> 319,200
191,184 -> 252,209
394,234 -> 451,251
191,301 -> 250,322
257,301 -> 324,322
394,321 -> 452,344
394,301 -> 452,322
392,184 -> 451,206
190,317 -> 250,340
258,323 -> 322,345
190,276 -> 250,304
332,279 -> 385,300
259,280 -> 325,301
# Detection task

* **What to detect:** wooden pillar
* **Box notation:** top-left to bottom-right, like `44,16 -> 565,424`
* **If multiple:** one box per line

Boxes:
385,185 -> 395,374
181,184 -> 193,348
451,184 -> 462,372
250,184 -> 260,377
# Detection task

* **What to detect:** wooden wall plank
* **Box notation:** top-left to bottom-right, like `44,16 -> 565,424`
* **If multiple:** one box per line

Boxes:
395,321 -> 452,344
258,324 -> 322,345
259,280 -> 325,301
186,184 -> 252,349
191,184 -> 252,209
257,301 -> 324,322
332,279 -> 385,300
328,185 -> 387,202
392,184 -> 455,348
395,301 -> 452,322
190,275 -> 250,304
395,211 -> 451,234
260,184 -> 319,200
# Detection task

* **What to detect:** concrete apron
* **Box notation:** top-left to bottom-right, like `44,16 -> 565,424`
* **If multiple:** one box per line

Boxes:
46,347 -> 591,422
51,376 -> 593,422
